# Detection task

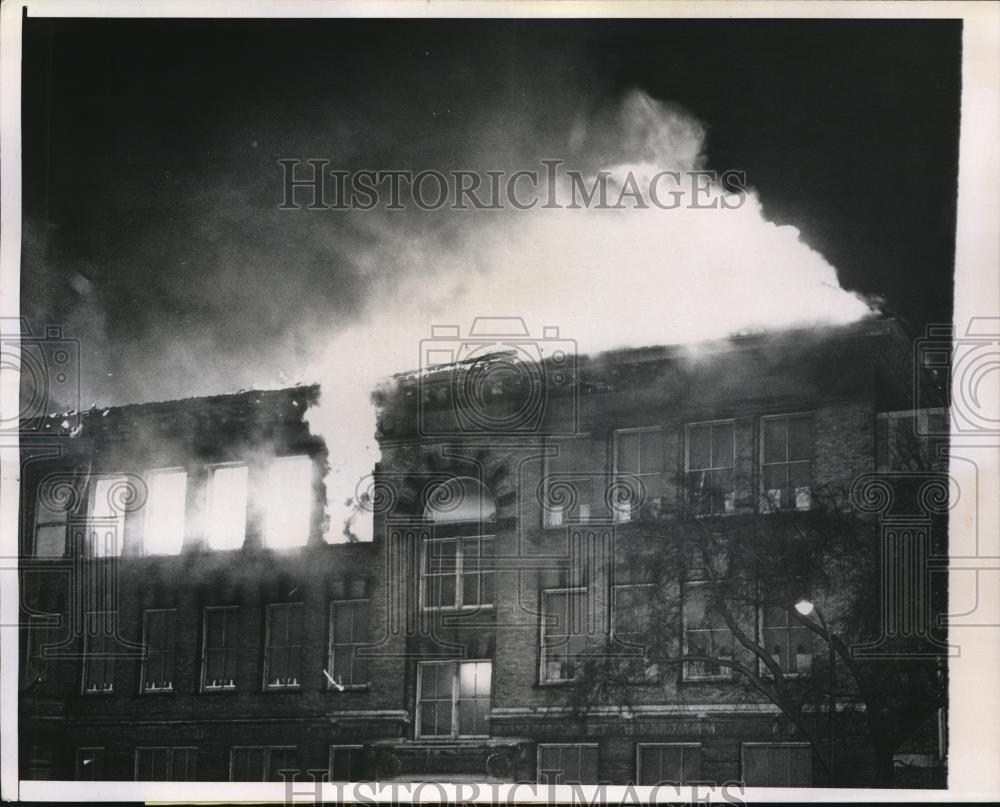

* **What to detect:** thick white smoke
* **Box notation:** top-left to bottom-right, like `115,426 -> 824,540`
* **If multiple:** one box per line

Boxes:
306,90 -> 873,542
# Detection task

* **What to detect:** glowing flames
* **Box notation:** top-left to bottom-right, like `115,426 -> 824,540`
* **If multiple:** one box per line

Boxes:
306,90 -> 874,542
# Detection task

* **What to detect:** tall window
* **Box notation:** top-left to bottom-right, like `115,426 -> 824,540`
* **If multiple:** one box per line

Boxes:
685,421 -> 735,516
76,748 -> 104,780
682,584 -> 737,681
144,469 -> 187,555
761,605 -> 814,676
230,746 -> 298,781
637,743 -> 703,785
206,465 -> 248,550
417,660 -> 492,739
543,436 -> 600,526
135,747 -> 197,781
540,588 -> 588,683
34,477 -> 73,557
141,609 -> 177,693
89,476 -> 128,557
612,583 -> 659,681
761,414 -> 813,512
741,743 -> 812,787
613,428 -> 666,521
328,600 -> 370,689
329,745 -> 366,782
82,612 -> 116,694
263,456 -> 313,548
201,607 -> 239,690
537,744 -> 598,785
264,603 -> 303,689
421,536 -> 495,610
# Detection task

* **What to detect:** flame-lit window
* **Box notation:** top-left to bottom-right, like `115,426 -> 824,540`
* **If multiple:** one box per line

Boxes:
201,606 -> 239,691
761,604 -> 815,677
34,476 -> 76,557
416,660 -> 492,739
264,603 -> 303,690
144,469 -> 187,555
328,600 -> 370,689
134,746 -> 197,781
140,609 -> 177,693
761,414 -> 813,512
263,455 -> 313,549
88,476 -> 128,557
613,427 -> 666,521
543,436 -> 600,526
685,421 -> 735,516
540,588 -> 589,683
206,465 -> 248,550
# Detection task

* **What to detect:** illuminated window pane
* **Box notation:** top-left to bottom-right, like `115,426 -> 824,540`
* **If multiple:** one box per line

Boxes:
207,465 -> 248,550
264,456 -> 313,548
145,470 -> 187,555
90,476 -> 127,557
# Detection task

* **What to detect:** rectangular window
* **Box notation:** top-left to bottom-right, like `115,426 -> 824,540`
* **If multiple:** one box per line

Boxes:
89,475 -> 128,557
144,469 -> 187,555
135,747 -> 197,781
263,456 -> 313,548
417,660 -> 492,739
613,428 -> 666,521
637,743 -> 703,785
537,744 -> 598,785
76,747 -> 104,780
612,583 -> 659,681
34,477 -> 73,557
206,465 -> 248,550
264,603 -> 303,689
742,743 -> 812,787
543,435 -> 600,526
201,606 -> 239,690
682,584 -> 736,681
329,745 -> 366,782
761,414 -> 813,512
230,746 -> 298,781
328,600 -> 370,689
82,612 -> 116,694
686,421 -> 736,516
141,609 -> 177,693
761,605 -> 814,677
422,536 -> 495,610
541,588 -> 588,683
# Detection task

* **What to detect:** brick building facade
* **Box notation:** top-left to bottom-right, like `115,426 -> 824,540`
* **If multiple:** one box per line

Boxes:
17,317 -> 948,787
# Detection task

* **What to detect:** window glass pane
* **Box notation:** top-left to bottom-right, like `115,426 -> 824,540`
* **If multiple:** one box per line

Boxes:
763,418 -> 787,464
264,456 -> 313,548
208,465 -> 248,550
617,432 -> 640,474
640,429 -> 664,474
145,470 -> 187,555
688,425 -> 711,470
91,476 -> 127,557
711,423 -> 734,468
787,417 -> 812,461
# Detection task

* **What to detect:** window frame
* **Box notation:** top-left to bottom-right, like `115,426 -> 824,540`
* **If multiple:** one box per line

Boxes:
33,476 -> 75,557
611,582 -> 660,682
419,534 -> 496,612
142,467 -> 188,556
542,434 -> 596,527
635,742 -> 703,786
536,743 -> 599,785
200,605 -> 240,692
684,419 -> 737,517
329,744 -> 366,782
75,747 -> 105,780
759,412 -> 814,513
415,658 -> 493,740
740,742 -> 813,787
229,745 -> 298,782
86,474 -> 129,558
327,598 -> 371,690
539,587 -> 589,684
681,581 -> 740,683
140,608 -> 178,694
263,602 -> 304,691
611,426 -> 666,522
81,611 -> 117,695
759,603 -> 815,679
205,462 -> 249,551
133,746 -> 198,781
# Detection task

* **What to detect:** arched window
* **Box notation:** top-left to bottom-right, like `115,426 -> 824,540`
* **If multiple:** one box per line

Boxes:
423,477 -> 496,524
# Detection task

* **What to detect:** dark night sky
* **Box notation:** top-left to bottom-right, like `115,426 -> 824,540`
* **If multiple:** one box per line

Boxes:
20,17 -> 962,406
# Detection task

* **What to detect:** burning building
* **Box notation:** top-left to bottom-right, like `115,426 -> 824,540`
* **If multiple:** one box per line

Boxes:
18,317 -> 948,787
